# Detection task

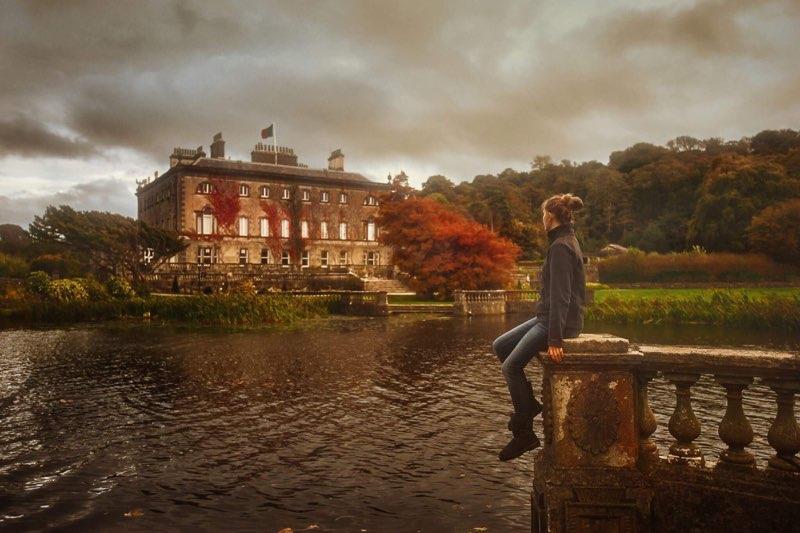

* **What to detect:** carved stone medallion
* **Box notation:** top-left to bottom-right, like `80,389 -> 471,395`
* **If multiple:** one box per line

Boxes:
566,380 -> 620,455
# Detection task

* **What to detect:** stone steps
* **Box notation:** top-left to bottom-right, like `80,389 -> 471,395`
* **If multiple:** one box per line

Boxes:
362,278 -> 414,293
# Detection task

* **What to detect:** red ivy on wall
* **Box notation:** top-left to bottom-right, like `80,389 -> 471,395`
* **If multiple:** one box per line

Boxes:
260,200 -> 289,259
209,178 -> 240,235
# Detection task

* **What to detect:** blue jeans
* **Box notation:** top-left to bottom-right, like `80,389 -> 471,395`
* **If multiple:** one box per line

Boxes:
492,316 -> 548,415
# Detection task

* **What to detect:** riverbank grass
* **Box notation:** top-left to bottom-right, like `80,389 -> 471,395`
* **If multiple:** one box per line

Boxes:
588,288 -> 800,330
4,293 -> 335,327
595,287 -> 800,302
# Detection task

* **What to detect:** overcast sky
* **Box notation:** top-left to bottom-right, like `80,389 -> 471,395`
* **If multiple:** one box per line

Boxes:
1,0 -> 799,226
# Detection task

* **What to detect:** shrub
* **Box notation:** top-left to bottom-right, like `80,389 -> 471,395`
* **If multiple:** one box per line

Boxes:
0,252 -> 29,278
598,251 -> 798,284
26,271 -> 52,296
76,277 -> 109,301
29,253 -> 86,278
106,276 -> 135,299
47,279 -> 89,303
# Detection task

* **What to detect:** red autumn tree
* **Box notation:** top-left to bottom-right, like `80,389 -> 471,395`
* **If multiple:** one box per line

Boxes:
377,195 -> 521,298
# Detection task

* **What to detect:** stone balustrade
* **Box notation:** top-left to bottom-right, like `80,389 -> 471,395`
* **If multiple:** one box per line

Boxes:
286,290 -> 388,316
531,333 -> 800,532
454,289 -> 538,315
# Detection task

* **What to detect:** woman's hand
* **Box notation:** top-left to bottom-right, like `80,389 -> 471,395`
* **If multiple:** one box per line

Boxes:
547,345 -> 564,363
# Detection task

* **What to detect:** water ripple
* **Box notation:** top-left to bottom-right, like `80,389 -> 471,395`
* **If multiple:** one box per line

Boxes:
0,318 -> 795,531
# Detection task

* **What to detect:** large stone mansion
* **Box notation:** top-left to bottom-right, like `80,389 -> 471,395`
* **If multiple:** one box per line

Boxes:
136,133 -> 393,273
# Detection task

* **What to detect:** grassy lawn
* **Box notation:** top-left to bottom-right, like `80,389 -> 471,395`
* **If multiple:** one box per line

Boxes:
595,287 -> 800,302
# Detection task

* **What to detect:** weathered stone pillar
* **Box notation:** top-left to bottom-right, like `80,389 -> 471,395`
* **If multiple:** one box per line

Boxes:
764,378 -> 800,472
636,370 -> 660,471
452,290 -> 466,316
532,334 -> 653,533
664,372 -> 704,466
715,375 -> 755,468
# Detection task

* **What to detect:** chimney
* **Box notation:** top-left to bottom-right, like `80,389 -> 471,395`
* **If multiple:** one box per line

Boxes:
170,146 -> 205,167
328,149 -> 344,171
210,132 -> 225,159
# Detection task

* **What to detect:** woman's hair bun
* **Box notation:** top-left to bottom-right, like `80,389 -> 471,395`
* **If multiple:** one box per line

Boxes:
542,193 -> 584,223
563,194 -> 584,211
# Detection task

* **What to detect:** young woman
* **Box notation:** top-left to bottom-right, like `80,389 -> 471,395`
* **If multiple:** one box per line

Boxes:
492,193 -> 586,461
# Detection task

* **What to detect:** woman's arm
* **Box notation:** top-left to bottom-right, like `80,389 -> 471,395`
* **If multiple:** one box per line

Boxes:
547,243 -> 573,353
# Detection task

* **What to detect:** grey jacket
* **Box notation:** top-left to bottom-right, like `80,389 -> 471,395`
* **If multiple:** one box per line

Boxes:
535,223 -> 586,347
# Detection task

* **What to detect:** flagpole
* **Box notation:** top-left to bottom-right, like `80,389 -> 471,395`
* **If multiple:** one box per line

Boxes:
273,123 -> 278,165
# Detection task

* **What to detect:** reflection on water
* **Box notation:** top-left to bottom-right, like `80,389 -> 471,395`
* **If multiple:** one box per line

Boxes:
0,316 -> 796,531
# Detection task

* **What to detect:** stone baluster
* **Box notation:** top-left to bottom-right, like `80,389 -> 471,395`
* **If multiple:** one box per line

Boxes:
376,291 -> 388,306
764,379 -> 800,472
714,375 -> 755,468
664,372 -> 704,466
636,370 -> 659,469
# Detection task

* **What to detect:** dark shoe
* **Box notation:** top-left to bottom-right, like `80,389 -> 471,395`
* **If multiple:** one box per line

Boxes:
499,412 -> 541,461
498,431 -> 540,461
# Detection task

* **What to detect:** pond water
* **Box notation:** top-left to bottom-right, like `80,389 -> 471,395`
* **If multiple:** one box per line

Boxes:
0,316 -> 797,532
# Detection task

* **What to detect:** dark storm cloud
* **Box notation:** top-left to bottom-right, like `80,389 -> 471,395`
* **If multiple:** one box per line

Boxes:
0,115 -> 97,158
0,178 -> 135,226
0,0 -> 798,211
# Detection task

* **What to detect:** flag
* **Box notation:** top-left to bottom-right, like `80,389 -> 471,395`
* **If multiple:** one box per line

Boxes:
261,124 -> 274,139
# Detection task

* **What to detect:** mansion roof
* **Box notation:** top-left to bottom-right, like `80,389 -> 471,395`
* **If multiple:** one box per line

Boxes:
138,155 -> 389,194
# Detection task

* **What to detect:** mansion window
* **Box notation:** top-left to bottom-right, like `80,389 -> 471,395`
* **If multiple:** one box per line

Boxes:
281,251 -> 290,267
320,221 -> 328,239
259,217 -> 269,237
259,186 -> 270,198
321,191 -> 330,203
197,182 -> 213,194
261,248 -> 271,264
238,216 -> 249,237
339,192 -> 348,204
301,251 -> 309,268
239,184 -> 250,196
281,219 -> 290,238
238,248 -> 249,265
364,195 -> 378,206
281,188 -> 291,200
143,248 -> 154,264
197,246 -> 217,265
301,220 -> 309,239
339,222 -> 347,240
365,221 -> 376,241
320,250 -> 329,267
195,212 -> 216,235
339,250 -> 349,265
364,251 -> 380,266
301,189 -> 310,201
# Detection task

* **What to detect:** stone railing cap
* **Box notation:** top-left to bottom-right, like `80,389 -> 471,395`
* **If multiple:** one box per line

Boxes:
638,345 -> 800,373
560,333 -> 630,354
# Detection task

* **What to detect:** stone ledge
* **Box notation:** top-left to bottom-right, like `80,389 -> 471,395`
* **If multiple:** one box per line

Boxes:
638,345 -> 800,374
561,333 -> 630,354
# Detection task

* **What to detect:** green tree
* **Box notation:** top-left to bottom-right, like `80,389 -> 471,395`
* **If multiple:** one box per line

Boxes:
608,142 -> 670,173
29,205 -> 187,282
747,199 -> 800,264
420,175 -> 456,202
687,157 -> 800,251
751,129 -> 800,155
